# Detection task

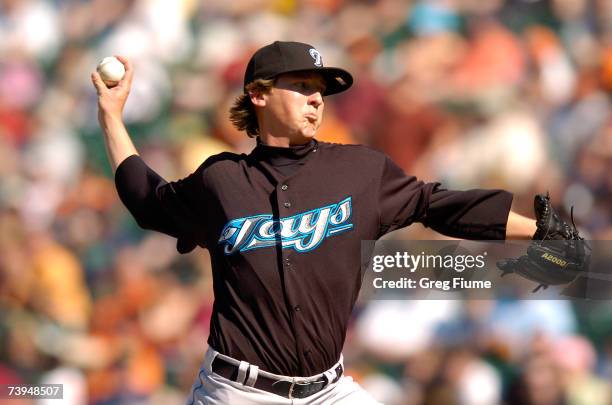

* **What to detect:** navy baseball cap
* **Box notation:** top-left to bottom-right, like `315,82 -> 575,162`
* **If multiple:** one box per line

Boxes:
244,41 -> 353,96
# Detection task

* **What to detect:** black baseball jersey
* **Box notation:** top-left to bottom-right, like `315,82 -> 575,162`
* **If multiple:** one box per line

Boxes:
115,139 -> 512,376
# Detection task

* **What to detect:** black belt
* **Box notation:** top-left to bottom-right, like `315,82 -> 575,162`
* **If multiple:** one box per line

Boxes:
211,357 -> 343,399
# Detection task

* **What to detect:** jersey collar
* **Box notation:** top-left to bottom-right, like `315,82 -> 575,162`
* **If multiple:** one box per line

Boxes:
252,138 -> 318,167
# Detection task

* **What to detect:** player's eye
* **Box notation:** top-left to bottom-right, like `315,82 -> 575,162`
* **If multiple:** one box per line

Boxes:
292,80 -> 325,95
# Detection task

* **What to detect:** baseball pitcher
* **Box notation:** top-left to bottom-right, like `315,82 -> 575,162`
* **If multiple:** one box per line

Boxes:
91,41 -> 587,404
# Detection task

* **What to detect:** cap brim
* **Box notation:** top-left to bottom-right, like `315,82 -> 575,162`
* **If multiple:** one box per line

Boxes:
318,67 -> 353,96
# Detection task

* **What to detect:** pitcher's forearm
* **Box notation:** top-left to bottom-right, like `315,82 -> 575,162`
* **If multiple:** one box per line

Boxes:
91,56 -> 137,173
100,114 -> 138,173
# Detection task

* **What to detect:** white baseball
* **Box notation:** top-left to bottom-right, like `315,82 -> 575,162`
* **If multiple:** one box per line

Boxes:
96,56 -> 126,87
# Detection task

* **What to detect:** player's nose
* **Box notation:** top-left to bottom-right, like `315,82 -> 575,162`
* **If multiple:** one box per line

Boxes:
308,91 -> 323,108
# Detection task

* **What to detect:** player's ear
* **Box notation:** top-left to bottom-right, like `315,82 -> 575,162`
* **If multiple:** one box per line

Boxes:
249,90 -> 267,107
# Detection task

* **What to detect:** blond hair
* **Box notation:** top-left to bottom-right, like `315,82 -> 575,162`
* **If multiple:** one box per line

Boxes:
229,79 -> 275,137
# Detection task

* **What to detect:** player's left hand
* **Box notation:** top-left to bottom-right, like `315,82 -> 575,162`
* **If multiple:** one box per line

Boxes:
496,193 -> 591,292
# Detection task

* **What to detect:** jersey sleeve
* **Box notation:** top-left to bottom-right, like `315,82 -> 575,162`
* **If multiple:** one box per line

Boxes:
114,154 -> 208,253
422,188 -> 513,240
377,155 -> 440,237
377,155 -> 513,240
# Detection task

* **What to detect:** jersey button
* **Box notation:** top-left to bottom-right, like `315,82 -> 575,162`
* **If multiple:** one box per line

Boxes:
281,184 -> 288,191
294,305 -> 301,312
284,202 -> 291,208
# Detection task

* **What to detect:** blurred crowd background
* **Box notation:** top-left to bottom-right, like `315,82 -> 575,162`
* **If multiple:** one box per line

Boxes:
1,0 -> 611,403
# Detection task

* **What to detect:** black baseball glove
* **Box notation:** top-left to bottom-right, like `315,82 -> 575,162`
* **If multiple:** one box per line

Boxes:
497,193 -> 590,292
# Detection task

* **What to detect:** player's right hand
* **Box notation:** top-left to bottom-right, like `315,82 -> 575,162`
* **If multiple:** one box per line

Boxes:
91,55 -> 133,121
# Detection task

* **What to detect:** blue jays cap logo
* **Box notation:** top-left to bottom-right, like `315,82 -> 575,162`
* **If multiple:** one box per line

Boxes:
309,48 -> 323,67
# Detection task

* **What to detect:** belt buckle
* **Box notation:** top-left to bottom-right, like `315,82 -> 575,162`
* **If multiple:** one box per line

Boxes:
272,380 -> 310,399
271,379 -> 297,399
289,380 -> 310,399
271,377 -> 327,399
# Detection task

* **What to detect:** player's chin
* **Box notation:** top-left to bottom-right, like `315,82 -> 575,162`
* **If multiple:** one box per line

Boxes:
297,128 -> 317,139
300,123 -> 320,138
